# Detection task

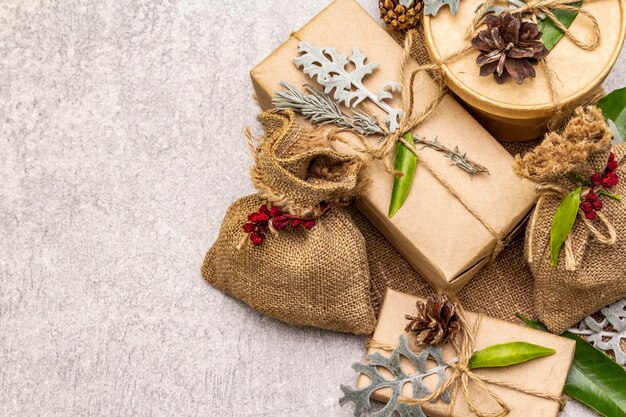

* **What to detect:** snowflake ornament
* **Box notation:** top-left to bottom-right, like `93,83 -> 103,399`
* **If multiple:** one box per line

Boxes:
340,335 -> 451,417
294,42 -> 404,133
569,298 -> 626,365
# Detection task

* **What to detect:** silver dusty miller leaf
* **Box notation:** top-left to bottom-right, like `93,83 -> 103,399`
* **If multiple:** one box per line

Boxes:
425,0 -> 462,16
294,42 -> 403,133
339,335 -> 451,417
569,298 -> 626,365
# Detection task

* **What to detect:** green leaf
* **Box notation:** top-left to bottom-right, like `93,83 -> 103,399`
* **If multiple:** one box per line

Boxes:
388,131 -> 417,218
538,3 -> 581,50
468,342 -> 556,369
562,331 -> 626,417
517,314 -> 626,417
597,87 -> 626,142
550,187 -> 581,267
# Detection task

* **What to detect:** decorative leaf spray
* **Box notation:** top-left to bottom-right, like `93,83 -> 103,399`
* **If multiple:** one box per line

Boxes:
293,42 -> 404,133
569,298 -> 626,366
276,43 -> 489,216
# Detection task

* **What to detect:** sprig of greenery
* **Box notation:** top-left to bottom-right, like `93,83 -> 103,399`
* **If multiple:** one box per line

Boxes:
274,82 -> 384,136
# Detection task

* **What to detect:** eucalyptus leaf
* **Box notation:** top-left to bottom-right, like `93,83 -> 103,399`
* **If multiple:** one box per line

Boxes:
597,87 -> 626,142
469,342 -> 556,369
538,3 -> 581,50
550,187 -> 581,267
388,132 -> 417,218
517,314 -> 626,417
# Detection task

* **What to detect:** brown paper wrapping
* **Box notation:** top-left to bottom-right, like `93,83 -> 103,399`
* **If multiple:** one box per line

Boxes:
424,0 -> 626,141
250,0 -> 537,291
356,289 -> 576,417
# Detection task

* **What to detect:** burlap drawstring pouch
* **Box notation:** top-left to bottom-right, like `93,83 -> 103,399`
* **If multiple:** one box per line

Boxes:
202,110 -> 377,334
514,106 -> 626,333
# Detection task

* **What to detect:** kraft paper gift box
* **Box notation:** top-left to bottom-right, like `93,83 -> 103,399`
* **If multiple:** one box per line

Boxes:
353,289 -> 576,417
250,0 -> 536,291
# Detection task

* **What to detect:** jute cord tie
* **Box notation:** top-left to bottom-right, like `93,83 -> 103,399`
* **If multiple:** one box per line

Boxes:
366,300 -> 565,417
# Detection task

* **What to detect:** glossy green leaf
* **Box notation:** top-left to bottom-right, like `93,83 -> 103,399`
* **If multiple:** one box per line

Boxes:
597,87 -> 626,142
539,3 -> 581,50
550,187 -> 581,267
468,342 -> 556,369
517,314 -> 626,417
388,131 -> 417,218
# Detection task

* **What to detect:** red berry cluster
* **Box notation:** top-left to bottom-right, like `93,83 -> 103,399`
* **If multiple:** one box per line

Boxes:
243,202 -> 330,246
580,153 -> 620,221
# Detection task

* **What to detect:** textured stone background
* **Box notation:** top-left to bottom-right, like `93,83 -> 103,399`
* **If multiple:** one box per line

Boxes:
1,1 -> 623,416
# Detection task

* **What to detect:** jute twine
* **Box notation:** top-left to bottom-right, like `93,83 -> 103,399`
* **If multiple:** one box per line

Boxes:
366,297 -> 565,417
527,183 -> 617,270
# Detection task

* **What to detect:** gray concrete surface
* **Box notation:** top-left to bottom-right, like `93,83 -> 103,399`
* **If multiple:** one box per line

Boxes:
1,1 -> 623,416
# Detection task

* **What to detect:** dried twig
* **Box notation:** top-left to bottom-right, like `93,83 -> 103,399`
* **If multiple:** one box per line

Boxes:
414,136 -> 490,175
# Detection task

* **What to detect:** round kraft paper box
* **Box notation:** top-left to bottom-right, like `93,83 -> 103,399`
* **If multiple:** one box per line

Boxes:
423,0 -> 626,142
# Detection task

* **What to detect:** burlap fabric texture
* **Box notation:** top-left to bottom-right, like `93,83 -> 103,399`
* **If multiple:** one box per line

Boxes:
202,110 -> 377,334
515,107 -> 626,333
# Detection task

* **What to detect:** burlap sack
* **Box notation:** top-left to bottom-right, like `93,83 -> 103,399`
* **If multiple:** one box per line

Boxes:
202,110 -> 377,334
515,107 -> 626,333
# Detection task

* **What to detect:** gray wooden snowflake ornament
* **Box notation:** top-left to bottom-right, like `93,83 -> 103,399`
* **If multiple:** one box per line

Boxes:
339,335 -> 451,417
425,0 -> 462,16
294,42 -> 403,133
569,298 -> 626,365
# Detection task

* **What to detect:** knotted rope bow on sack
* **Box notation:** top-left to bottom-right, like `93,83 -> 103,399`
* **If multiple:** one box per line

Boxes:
527,183 -> 617,270
366,297 -> 565,417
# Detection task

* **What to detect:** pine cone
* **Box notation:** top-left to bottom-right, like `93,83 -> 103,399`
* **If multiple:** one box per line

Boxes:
405,295 -> 461,346
379,0 -> 423,33
471,12 -> 549,84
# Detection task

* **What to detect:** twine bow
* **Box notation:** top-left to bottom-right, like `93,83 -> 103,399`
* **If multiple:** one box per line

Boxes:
527,183 -> 617,270
367,297 -> 565,417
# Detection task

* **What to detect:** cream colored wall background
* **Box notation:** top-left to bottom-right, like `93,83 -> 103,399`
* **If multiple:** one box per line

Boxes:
1,1 -> 623,416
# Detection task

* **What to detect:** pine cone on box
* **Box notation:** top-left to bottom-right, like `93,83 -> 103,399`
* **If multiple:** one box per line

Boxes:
405,295 -> 461,346
379,0 -> 423,33
471,12 -> 549,84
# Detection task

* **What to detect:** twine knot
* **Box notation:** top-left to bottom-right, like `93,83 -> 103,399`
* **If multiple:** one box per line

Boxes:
527,183 -> 617,270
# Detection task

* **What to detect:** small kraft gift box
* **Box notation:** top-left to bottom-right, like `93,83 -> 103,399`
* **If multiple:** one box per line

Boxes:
345,289 -> 576,417
250,0 -> 536,291
423,0 -> 626,141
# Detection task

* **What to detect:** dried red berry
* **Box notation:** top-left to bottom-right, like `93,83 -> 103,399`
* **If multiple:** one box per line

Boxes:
592,199 -> 603,211
585,191 -> 598,202
609,152 -> 616,161
256,212 -> 269,223
291,218 -> 302,228
585,210 -> 598,220
602,172 -> 619,187
250,232 -> 264,246
247,212 -> 259,223
591,173 -> 603,186
259,205 -> 270,216
243,223 -> 256,233
272,215 -> 289,230
580,201 -> 593,213
607,160 -> 619,172
302,219 -> 316,230
269,206 -> 282,217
